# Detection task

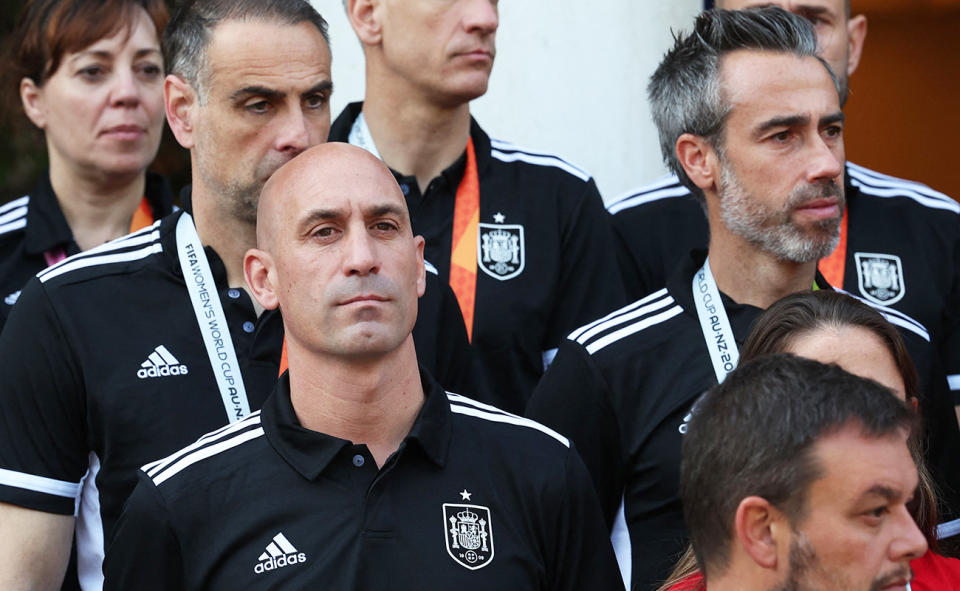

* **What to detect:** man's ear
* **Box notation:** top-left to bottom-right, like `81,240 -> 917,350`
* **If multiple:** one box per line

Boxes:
676,133 -> 719,193
347,0 -> 382,46
165,74 -> 198,149
734,496 -> 786,570
414,235 -> 426,298
244,248 -> 280,311
846,14 -> 868,78
20,78 -> 46,130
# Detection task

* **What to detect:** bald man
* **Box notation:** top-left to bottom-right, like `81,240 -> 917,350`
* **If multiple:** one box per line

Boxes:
103,143 -> 623,591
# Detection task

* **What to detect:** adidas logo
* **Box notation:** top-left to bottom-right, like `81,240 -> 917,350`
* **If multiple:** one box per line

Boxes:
255,533 -> 307,574
4,291 -> 20,306
137,345 -> 189,379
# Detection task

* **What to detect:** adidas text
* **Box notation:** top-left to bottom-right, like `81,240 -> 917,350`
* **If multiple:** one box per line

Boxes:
254,553 -> 307,574
137,365 -> 189,379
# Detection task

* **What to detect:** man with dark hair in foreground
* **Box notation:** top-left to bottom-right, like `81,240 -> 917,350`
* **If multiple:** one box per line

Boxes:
680,354 -> 926,590
103,143 -> 623,591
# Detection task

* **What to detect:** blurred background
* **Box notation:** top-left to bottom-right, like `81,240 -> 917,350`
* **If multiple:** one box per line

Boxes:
0,0 -> 957,204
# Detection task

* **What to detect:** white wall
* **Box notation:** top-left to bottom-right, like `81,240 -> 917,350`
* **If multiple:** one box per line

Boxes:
312,1 -> 701,203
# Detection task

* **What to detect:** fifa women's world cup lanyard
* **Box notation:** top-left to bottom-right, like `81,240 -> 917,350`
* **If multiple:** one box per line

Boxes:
176,212 -> 251,422
692,257 -> 739,383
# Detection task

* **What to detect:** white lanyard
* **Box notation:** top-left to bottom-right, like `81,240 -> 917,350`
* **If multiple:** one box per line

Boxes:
348,111 -> 383,160
692,257 -> 739,383
176,213 -> 250,423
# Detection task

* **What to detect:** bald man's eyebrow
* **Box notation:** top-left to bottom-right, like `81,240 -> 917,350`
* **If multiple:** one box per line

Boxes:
300,208 -> 344,227
365,203 -> 408,220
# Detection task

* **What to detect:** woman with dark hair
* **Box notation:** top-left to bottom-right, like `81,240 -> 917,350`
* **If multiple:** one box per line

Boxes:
0,0 -> 173,328
660,290 -> 960,591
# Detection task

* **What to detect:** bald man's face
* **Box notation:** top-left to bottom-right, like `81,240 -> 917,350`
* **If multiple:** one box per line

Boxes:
257,147 -> 425,360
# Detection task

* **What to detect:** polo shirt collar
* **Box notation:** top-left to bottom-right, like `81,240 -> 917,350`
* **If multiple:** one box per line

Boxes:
328,101 -> 493,188
261,367 -> 452,480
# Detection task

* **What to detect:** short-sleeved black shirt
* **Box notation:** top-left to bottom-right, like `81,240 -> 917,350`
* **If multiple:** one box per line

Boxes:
525,249 -> 948,591
331,103 -> 627,412
0,171 -> 174,330
0,207 -> 473,588
104,370 -> 624,591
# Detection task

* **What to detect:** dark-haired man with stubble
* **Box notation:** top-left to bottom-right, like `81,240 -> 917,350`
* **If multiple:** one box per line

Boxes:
677,354 -> 926,591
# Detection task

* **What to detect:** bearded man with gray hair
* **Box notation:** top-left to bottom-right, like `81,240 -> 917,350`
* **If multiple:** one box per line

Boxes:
525,7 -> 913,590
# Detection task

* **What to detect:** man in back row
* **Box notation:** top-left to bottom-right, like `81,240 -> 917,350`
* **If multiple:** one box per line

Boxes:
526,7 -> 959,589
678,354 -> 926,591
0,1 -> 471,589
103,142 -> 624,590
330,0 -> 626,412
608,0 -> 960,418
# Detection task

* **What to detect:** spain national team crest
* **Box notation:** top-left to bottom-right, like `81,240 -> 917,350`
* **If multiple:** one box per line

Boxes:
478,213 -> 525,281
443,501 -> 494,570
854,252 -> 906,306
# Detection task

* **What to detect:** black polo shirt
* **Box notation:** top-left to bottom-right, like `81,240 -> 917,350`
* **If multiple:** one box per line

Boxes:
103,370 -> 624,591
0,207 -> 473,588
525,249 -> 947,591
0,171 -> 174,331
607,164 -> 960,407
331,102 -> 627,413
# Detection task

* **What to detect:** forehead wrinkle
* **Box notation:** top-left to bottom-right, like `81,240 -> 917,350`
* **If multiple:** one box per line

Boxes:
205,23 -> 330,98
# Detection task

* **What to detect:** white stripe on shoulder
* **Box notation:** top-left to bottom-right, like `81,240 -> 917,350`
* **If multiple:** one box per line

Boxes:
37,223 -> 163,282
572,292 -> 676,347
947,374 -> 960,392
568,288 -> 669,342
586,305 -> 684,355
0,216 -> 27,237
424,260 -> 439,275
447,393 -> 570,447
151,427 -> 264,487
848,164 -> 959,214
143,412 -> 262,477
447,392 -> 515,418
607,183 -> 691,215
0,196 -> 29,228
39,242 -> 162,283
0,467 -> 82,499
0,196 -> 29,216
489,139 -> 591,182
836,289 -> 930,342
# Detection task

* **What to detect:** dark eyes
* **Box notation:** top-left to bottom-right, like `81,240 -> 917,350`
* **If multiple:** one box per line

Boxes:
304,92 -> 329,109
76,62 -> 163,82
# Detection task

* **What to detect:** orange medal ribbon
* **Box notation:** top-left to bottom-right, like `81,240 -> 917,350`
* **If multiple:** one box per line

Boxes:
817,207 -> 848,288
448,138 -> 480,341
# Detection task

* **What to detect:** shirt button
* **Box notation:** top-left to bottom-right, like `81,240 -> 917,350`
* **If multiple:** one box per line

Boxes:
399,183 -> 410,196
352,454 -> 365,467
227,289 -> 240,299
242,321 -> 255,333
